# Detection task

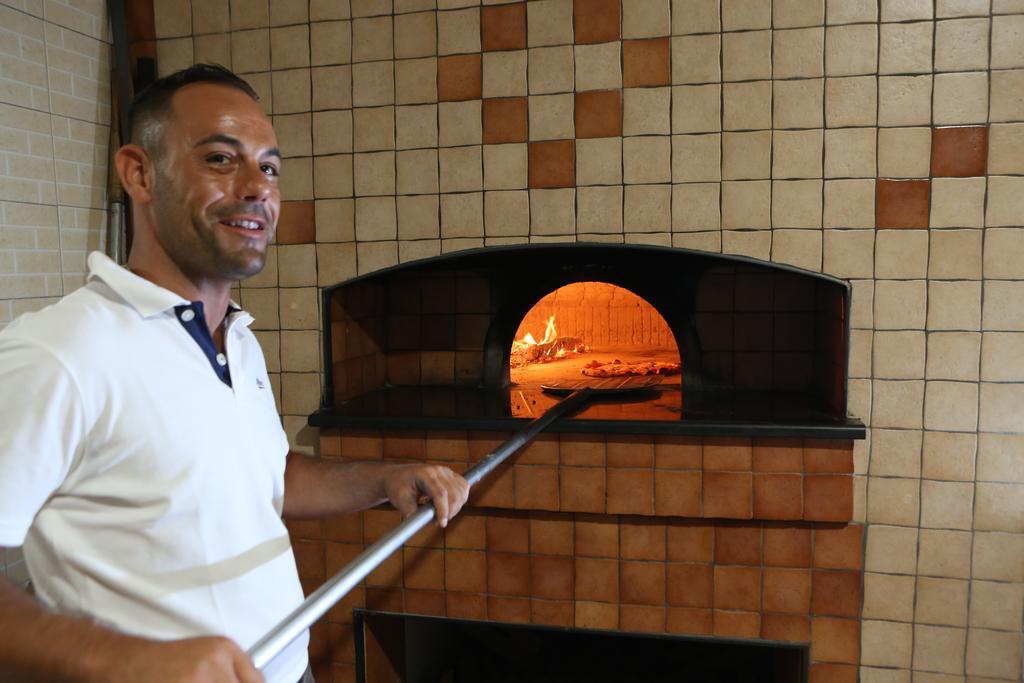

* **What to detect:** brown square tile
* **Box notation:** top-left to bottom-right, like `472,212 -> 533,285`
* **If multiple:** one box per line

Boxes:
803,439 -> 854,474
445,511 -> 485,550
753,438 -> 804,472
876,178 -> 931,229
810,617 -> 860,664
531,555 -> 574,600
529,140 -> 576,188
704,437 -> 753,471
575,90 -> 622,139
655,436 -> 702,469
488,552 -> 531,596
277,200 -> 316,244
404,546 -> 445,589
472,462 -> 514,507
811,570 -> 861,618
574,0 -> 620,44
483,97 -> 528,144
715,525 -> 762,565
485,512 -> 530,553
607,435 -> 654,468
812,523 -> 863,570
405,589 -> 445,616
560,466 -> 606,513
447,592 -> 488,620
575,514 -> 618,558
487,595 -> 531,623
438,54 -> 482,101
762,614 -> 811,643
514,465 -> 559,511
384,431 -> 425,460
560,433 -> 606,466
324,514 -> 361,543
620,561 -> 666,605
765,525 -> 813,567
654,470 -> 701,517
292,540 -> 325,580
714,566 -> 762,611
666,607 -> 713,635
287,518 -> 322,542
364,509 -> 402,544
803,475 -> 853,522
325,542 -> 362,578
703,472 -> 753,519
754,473 -> 804,520
808,663 -> 856,683
517,434 -> 558,465
667,521 -> 714,562
482,2 -> 526,52
764,568 -> 812,614
713,610 -> 761,638
366,551 -> 403,587
529,513 -> 573,556
623,38 -> 671,87
931,125 -> 988,177
444,549 -> 487,592
620,518 -> 666,561
575,601 -> 619,630
620,604 -> 666,633
667,563 -> 714,608
575,556 -> 618,602
365,587 -> 403,612
531,598 -> 573,627
607,468 -> 654,515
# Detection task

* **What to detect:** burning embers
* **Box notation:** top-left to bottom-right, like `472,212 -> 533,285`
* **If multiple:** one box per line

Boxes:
510,315 -> 589,367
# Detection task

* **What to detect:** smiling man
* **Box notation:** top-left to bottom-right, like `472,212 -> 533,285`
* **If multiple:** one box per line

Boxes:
0,65 -> 469,683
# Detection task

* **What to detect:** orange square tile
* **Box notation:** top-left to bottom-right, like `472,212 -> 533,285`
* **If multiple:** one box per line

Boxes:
931,125 -> 988,177
753,438 -> 803,472
763,567 -> 811,614
811,570 -> 861,618
713,610 -> 761,638
468,431 -> 513,461
320,429 -> 341,458
528,140 -> 576,188
403,547 -> 444,590
326,585 -> 365,622
438,54 -> 482,102
287,518 -> 322,542
405,589 -> 445,616
446,591 -> 488,620
809,663 -> 857,683
531,555 -> 574,600
620,604 -> 666,633
488,551 -> 531,596
754,473 -> 803,520
575,556 -> 618,602
654,469 -> 702,517
574,0 -> 620,44
560,433 -> 606,466
487,595 -> 531,623
293,540 -> 325,581
516,433 -> 558,465
667,520 -> 714,562
408,520 -> 444,549
812,524 -> 863,570
667,563 -> 713,608
876,178 -> 930,229
444,549 -> 487,592
623,38 -> 670,87
607,468 -> 654,515
324,514 -> 362,543
366,550 -> 403,587
340,430 -> 383,459
761,614 -> 811,643
620,561 -> 666,605
810,617 -> 860,665
483,97 -> 528,144
621,518 -> 667,561
703,472 -> 753,519
444,511 -> 486,549
486,512 -> 530,553
278,200 -> 316,244
575,514 -> 619,558
704,436 -> 753,471
365,587 -> 404,612
383,431 -> 425,459
363,509 -> 402,544
607,434 -> 654,467
473,462 -> 515,508
803,475 -> 853,522
529,513 -> 573,555
559,466 -> 606,513
425,430 -> 471,463
713,566 -> 761,611
514,465 -> 559,511
530,598 -> 573,627
326,623 -> 355,663
482,2 -> 526,51
803,439 -> 853,474
574,90 -> 622,139
655,435 -> 702,469
666,607 -> 713,635
714,525 -> 762,565
575,601 -> 619,630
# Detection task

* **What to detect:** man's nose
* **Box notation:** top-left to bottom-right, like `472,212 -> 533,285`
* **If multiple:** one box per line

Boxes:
237,161 -> 275,201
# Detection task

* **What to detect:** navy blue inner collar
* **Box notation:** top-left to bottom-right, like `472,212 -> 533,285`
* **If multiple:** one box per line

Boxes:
173,301 -> 236,387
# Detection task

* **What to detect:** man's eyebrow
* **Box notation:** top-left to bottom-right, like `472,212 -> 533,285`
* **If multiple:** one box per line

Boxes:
194,134 -> 281,160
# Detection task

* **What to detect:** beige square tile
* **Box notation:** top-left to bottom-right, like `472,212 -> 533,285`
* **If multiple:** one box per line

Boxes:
624,87 -> 670,135
356,241 -> 398,275
624,185 -> 671,233
232,29 -> 270,73
850,280 -> 875,329
394,11 -> 436,59
992,14 -> 1024,68
929,177 -> 985,229
722,131 -> 770,180
352,150 -> 394,195
881,0 -> 934,21
721,230 -> 772,260
280,329 -> 319,373
918,528 -> 971,579
353,106 -> 395,152
483,50 -> 528,98
977,433 -> 1024,483
990,69 -> 1024,123
933,72 -> 989,125
277,244 -> 317,287
574,43 -> 621,92
876,127 -> 930,178
484,143 -> 528,189
920,480 -> 974,530
243,287 -> 280,330
938,0 -> 990,16
772,130 -> 823,179
848,377 -> 872,421
195,34 -> 232,66
352,0 -> 392,16
771,179 -> 822,229
773,78 -> 824,130
823,128 -> 876,179
312,66 -> 353,110
983,280 -> 1024,331
672,84 -> 721,133
275,113 -> 313,157
722,31 -> 771,81
822,179 -> 874,228
872,379 -> 924,429
484,190 -> 530,237
671,134 -> 720,182
770,229 -> 822,270
926,331 -> 981,382
623,136 -> 671,184
861,620 -> 913,668
270,0 -> 308,25
396,149 -> 439,194
671,0 -> 720,34
721,181 -> 770,229
530,188 -> 575,234
774,27 -> 823,79
278,286 -> 319,330
879,22 -> 933,75
244,246 -> 278,288
975,482 -> 1024,532
672,183 -> 720,232
439,101 -> 482,146
922,431 -> 976,482
352,61 -> 394,107
988,123 -> 1024,174
396,57 -> 438,105
823,229 -> 874,278
877,75 -> 932,127
866,524 -> 919,574
271,24 -> 310,69
825,76 -> 877,127
972,531 -> 1024,581
671,34 -> 721,84
577,186 -> 623,234
825,24 -> 877,76
913,625 -> 966,675
722,81 -> 771,131
254,330 -> 280,373
528,46 -> 574,95
396,104 -> 438,150
623,0 -> 671,38
310,21 -> 351,66
440,192 -> 484,237
575,137 -> 622,186
281,157 -> 314,200
863,573 -> 915,622
935,18 -> 989,72
528,93 -> 574,140
826,0 -> 877,24
867,476 -> 920,525
439,146 -> 482,192
194,0 -> 230,33
927,281 -> 981,331
526,0 -> 573,47
438,8 -> 480,55
397,194 -> 440,239
157,37 -> 194,77
873,330 -> 925,379
773,0 -> 824,28
231,0 -> 270,30
311,0 -> 350,20
624,232 -> 671,247
672,230 -> 721,252
352,16 -> 393,62
869,428 -> 922,478
876,280 -> 927,330
981,332 -> 1024,382
969,580 -> 1024,631
354,196 -> 397,240
722,0 -> 770,30
929,230 -> 982,280
986,176 -> 1024,228
155,0 -> 193,37
875,230 -> 928,279
314,198 -> 355,242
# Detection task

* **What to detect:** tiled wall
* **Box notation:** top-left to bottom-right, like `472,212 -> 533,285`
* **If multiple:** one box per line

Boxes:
0,0 -> 111,585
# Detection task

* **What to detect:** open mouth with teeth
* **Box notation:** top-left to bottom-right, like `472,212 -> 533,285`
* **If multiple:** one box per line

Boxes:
220,218 -> 264,232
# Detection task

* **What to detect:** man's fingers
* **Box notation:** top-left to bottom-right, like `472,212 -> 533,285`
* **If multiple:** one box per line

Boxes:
232,650 -> 265,683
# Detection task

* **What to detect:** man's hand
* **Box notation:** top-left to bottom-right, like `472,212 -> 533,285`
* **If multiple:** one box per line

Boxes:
95,635 -> 263,683
382,464 -> 470,528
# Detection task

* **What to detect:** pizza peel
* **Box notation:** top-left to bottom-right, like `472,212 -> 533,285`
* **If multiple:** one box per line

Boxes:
248,375 -> 664,671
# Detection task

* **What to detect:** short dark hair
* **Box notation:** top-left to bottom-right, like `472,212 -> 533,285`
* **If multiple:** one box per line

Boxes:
127,63 -> 259,151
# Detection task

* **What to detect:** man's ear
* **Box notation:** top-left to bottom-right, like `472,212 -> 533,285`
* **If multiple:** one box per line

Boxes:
114,144 -> 155,204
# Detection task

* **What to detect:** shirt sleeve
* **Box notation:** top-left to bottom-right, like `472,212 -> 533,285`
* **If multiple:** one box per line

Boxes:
0,337 -> 86,546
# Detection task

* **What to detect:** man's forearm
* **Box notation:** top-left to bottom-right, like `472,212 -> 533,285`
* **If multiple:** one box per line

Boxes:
281,453 -> 402,519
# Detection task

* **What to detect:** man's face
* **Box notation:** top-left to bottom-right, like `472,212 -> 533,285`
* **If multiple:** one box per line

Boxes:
149,83 -> 281,283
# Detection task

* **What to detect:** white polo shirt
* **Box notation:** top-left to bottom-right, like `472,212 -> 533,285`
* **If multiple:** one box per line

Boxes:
0,252 -> 308,683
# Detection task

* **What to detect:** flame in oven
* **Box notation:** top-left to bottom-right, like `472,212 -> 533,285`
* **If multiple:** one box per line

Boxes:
510,315 -> 589,368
